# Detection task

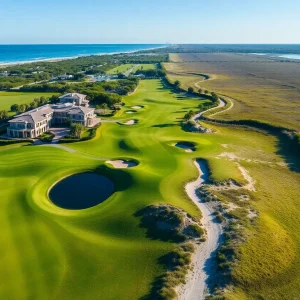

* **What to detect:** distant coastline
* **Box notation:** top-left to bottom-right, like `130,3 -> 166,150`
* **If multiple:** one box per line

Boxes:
250,53 -> 300,60
0,44 -> 166,66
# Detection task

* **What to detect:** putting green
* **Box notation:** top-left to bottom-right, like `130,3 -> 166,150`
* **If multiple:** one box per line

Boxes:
1,80 -> 300,300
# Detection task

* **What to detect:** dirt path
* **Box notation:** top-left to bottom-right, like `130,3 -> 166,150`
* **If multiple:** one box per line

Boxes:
192,98 -> 226,124
209,97 -> 233,118
179,160 -> 223,300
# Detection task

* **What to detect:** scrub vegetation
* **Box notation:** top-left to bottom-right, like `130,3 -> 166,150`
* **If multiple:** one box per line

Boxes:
1,78 -> 300,300
164,53 -> 300,131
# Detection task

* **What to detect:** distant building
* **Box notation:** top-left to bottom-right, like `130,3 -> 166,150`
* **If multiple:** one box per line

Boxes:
0,71 -> 8,77
7,93 -> 97,138
59,93 -> 89,106
57,74 -> 74,80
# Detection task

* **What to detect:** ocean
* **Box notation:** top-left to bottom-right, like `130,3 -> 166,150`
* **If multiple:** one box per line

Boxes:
251,53 -> 300,60
0,44 -> 165,65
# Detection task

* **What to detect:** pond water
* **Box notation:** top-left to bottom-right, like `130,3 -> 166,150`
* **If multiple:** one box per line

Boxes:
49,172 -> 114,209
175,142 -> 196,152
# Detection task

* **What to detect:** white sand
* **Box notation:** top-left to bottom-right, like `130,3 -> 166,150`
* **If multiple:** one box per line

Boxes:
106,160 -> 137,169
178,160 -> 222,300
123,120 -> 136,125
131,106 -> 143,109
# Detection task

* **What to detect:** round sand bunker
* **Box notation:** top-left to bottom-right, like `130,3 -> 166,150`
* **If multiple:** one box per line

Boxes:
106,160 -> 138,169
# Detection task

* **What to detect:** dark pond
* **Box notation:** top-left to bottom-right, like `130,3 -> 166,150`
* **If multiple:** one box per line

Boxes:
175,142 -> 196,151
49,172 -> 114,209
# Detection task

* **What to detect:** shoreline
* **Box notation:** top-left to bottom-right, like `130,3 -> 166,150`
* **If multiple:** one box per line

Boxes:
0,45 -> 167,67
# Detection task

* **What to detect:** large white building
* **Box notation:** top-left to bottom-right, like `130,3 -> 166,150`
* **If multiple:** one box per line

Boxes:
7,93 -> 97,138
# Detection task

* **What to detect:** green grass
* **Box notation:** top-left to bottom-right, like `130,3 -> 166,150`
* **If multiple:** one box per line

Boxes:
106,64 -> 137,75
1,80 -> 300,300
106,64 -> 156,75
0,91 -> 58,115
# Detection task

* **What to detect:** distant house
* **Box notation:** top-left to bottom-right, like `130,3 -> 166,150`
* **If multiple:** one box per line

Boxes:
58,74 -> 74,80
7,93 -> 97,139
0,71 -> 8,77
59,93 -> 89,107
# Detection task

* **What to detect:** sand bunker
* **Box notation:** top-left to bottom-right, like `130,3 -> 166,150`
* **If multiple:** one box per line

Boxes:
126,110 -> 137,114
123,120 -> 137,125
131,105 -> 143,109
106,160 -> 138,169
174,142 -> 196,152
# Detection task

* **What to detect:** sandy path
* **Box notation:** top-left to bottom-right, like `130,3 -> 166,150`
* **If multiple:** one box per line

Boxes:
209,97 -> 233,118
179,160 -> 223,300
192,98 -> 226,124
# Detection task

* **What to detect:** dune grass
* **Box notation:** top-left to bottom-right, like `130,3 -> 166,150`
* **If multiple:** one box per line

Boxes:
164,53 -> 300,131
0,91 -> 58,115
1,80 -> 300,299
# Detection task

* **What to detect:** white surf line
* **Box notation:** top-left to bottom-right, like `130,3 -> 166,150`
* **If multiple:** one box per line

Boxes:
179,160 -> 223,300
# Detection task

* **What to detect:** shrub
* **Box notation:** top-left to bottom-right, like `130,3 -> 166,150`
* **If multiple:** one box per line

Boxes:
187,87 -> 194,94
38,131 -> 54,142
0,139 -> 33,146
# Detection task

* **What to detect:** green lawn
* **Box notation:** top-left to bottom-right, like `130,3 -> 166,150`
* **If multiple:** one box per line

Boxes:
0,92 -> 58,115
106,63 -> 156,75
1,80 -> 299,300
106,64 -> 136,75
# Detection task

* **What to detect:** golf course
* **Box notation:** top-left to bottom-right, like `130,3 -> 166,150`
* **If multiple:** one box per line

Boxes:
1,79 -> 300,300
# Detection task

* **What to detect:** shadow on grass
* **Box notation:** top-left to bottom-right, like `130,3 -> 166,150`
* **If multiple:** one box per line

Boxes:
151,123 -> 178,128
276,132 -> 300,173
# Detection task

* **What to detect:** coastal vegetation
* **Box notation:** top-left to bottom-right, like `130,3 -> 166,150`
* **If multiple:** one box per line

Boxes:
0,54 -> 167,89
164,52 -> 300,131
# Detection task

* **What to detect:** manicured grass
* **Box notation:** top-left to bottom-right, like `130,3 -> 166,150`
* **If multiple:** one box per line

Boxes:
0,91 -> 58,115
106,64 -> 156,75
106,64 -> 137,75
137,63 -> 157,70
1,80 -> 299,300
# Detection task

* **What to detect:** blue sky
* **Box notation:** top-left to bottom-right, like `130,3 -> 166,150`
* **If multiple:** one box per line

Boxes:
0,0 -> 299,44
